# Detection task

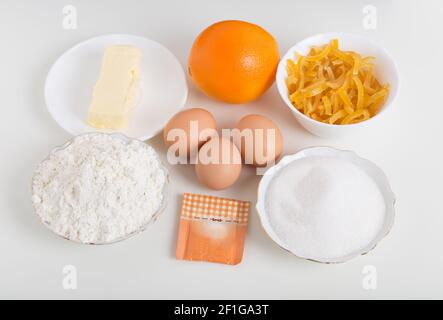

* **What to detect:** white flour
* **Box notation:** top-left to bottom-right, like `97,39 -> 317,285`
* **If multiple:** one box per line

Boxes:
265,156 -> 386,261
32,133 -> 167,244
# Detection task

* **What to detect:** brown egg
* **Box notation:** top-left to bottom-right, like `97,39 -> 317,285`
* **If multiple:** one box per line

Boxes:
163,108 -> 217,158
234,114 -> 283,167
195,137 -> 242,190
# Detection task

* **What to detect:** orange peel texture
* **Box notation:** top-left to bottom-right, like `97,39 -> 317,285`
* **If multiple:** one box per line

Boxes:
286,39 -> 390,125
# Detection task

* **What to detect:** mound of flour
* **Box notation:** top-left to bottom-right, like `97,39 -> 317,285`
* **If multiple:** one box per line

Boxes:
32,133 -> 167,244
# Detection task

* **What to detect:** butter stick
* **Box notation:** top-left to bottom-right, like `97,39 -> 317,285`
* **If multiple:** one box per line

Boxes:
87,45 -> 141,129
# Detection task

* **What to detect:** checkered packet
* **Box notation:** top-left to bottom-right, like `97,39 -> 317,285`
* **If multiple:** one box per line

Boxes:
176,193 -> 250,265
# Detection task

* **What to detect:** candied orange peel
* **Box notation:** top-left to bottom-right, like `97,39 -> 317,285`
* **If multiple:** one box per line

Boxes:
286,39 -> 390,125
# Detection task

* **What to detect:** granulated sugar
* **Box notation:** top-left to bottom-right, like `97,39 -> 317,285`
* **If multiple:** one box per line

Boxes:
265,156 -> 386,261
32,133 -> 167,244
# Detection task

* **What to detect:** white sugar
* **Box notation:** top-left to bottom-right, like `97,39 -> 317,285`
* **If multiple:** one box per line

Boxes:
265,156 -> 386,261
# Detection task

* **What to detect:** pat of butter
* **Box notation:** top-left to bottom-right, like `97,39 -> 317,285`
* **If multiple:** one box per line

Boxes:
87,45 -> 141,129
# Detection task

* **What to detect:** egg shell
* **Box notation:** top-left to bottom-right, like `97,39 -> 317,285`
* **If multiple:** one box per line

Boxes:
235,114 -> 283,167
195,137 -> 242,190
163,108 -> 217,157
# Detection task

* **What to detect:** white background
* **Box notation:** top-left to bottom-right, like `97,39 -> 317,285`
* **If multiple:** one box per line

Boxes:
0,0 -> 440,299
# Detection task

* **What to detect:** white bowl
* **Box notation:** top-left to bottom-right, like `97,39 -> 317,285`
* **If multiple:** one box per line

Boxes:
256,147 -> 395,263
31,132 -> 170,245
276,32 -> 400,138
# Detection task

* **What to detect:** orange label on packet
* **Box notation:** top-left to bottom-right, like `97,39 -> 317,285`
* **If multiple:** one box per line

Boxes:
176,193 -> 250,265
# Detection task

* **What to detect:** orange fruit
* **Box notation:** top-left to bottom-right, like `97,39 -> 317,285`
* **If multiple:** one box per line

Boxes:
188,20 -> 280,104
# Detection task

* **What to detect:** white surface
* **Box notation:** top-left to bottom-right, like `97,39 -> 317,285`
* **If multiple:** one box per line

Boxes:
276,32 -> 400,138
0,0 -> 440,299
256,147 -> 395,263
45,34 -> 187,140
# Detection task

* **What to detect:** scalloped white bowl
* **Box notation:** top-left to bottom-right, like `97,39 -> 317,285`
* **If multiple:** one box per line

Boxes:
256,147 -> 395,263
276,32 -> 400,138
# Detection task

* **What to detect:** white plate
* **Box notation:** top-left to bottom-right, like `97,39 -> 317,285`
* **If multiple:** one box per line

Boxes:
256,147 -> 395,263
45,34 -> 188,140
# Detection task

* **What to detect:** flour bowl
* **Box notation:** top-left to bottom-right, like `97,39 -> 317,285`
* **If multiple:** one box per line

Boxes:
276,32 -> 400,138
31,132 -> 170,245
256,147 -> 395,263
